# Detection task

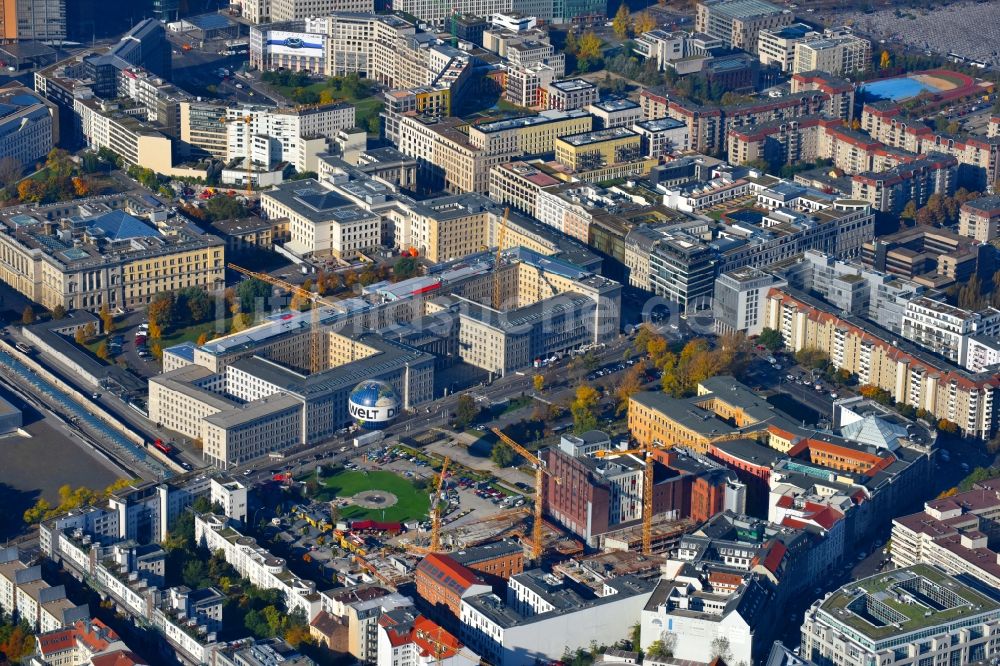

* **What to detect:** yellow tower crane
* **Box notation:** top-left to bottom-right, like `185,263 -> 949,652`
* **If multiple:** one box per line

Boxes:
228,263 -> 343,374
490,426 -> 558,561
593,430 -> 761,554
492,207 -> 510,310
429,457 -> 450,553
219,115 -> 254,196
593,444 -> 661,555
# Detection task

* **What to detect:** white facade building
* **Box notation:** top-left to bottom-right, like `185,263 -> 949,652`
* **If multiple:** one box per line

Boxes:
901,296 -> 1000,369
460,571 -> 653,666
196,513 -> 322,620
801,565 -> 1000,666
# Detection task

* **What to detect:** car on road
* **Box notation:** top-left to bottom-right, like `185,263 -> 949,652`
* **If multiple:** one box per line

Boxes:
243,469 -> 252,476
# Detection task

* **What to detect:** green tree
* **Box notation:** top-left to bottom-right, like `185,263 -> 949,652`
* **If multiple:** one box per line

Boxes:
235,278 -> 273,313
758,327 -> 783,351
491,441 -> 515,467
565,29 -> 579,54
205,194 -> 249,221
393,256 -> 420,281
577,30 -> 603,59
178,286 -> 212,323
455,394 -> 480,429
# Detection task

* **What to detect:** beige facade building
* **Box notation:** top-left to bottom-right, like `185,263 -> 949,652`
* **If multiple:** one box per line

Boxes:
764,288 -> 998,439
792,30 -> 871,76
0,195 -> 224,312
958,196 -> 1000,243
261,179 -> 382,260
393,110 -> 590,194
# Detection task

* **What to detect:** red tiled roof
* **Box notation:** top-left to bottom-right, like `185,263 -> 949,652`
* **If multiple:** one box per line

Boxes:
412,616 -> 461,659
759,541 -> 787,575
91,650 -> 146,666
38,620 -> 119,657
416,553 -> 483,591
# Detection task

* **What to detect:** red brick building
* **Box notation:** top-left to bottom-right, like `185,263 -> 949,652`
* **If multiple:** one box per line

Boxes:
414,554 -> 491,619
451,539 -> 524,581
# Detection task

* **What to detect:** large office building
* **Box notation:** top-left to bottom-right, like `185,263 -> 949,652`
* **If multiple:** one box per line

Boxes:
0,84 -> 55,170
150,329 -> 434,468
695,0 -> 792,53
394,109 -> 591,193
0,0 -> 65,41
151,236 -> 618,466
541,434 -> 744,545
0,194 -> 224,313
261,179 -> 382,261
757,23 -> 817,71
801,565 -> 1000,666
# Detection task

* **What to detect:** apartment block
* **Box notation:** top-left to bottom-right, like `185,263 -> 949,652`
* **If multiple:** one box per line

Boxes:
763,287 -> 999,438
776,249 -> 926,335
377,610 -> 479,666
0,548 -> 87,633
851,153 -> 958,215
460,571 -> 653,666
543,79 -> 597,111
632,118 -> 690,158
862,100 -> 1000,190
645,88 -> 835,154
554,127 -> 653,180
958,195 -> 1000,243
641,512 -> 807,664
792,29 -> 871,75
901,296 -> 1000,368
196,514 -> 322,620
586,99 -> 643,129
861,225 -> 991,289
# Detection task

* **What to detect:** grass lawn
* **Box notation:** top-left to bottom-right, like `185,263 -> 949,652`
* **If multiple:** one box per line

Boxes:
495,99 -> 528,113
313,470 -> 430,522
158,319 -> 232,349
271,83 -> 383,133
